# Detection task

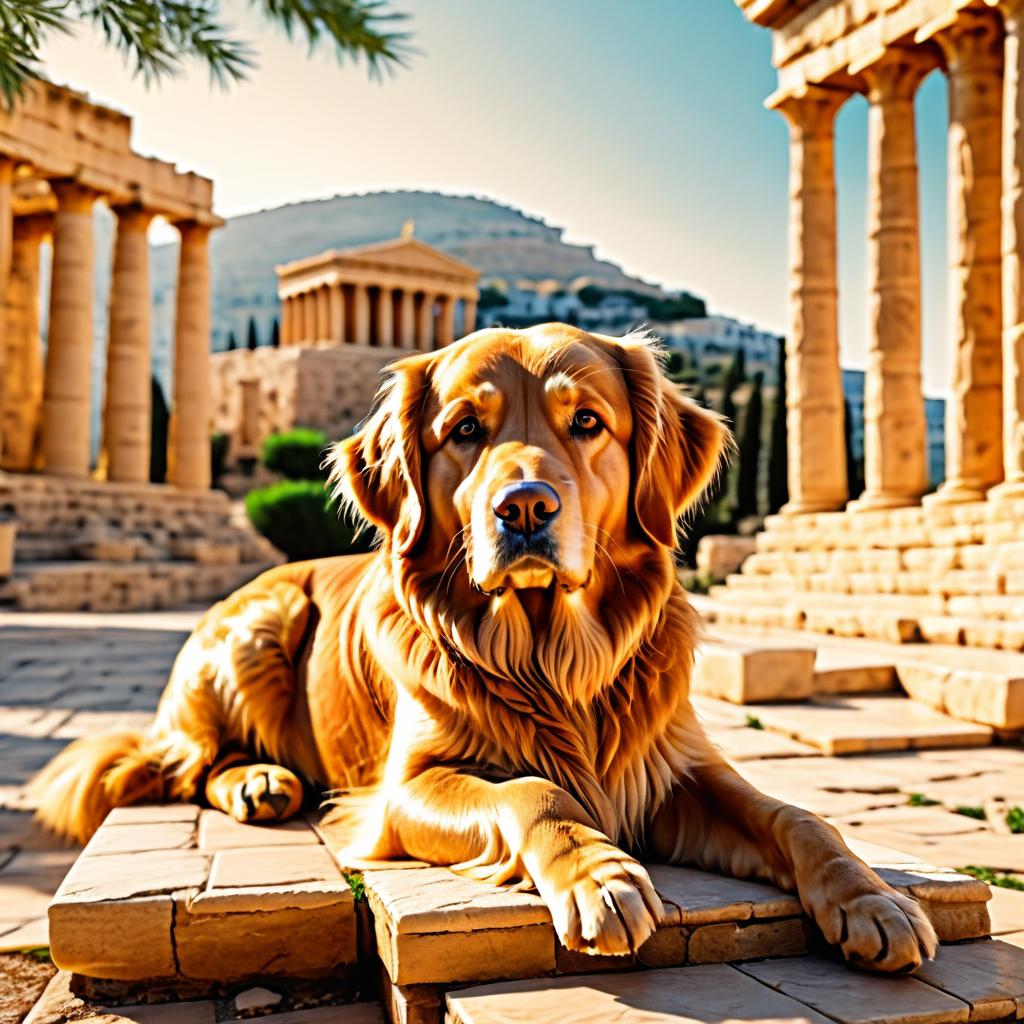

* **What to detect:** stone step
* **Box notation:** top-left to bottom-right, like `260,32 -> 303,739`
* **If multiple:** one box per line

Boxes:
1,559 -> 276,612
446,943 -> 1024,1024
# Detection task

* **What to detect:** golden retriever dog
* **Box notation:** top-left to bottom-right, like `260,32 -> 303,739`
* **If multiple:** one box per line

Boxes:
32,324 -> 936,972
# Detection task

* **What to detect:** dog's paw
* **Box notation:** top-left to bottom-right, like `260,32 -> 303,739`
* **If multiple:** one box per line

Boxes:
225,764 -> 304,823
542,844 -> 663,957
808,880 -> 937,973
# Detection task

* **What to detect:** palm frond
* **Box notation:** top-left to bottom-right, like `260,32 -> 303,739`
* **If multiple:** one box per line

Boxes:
0,0 -> 68,107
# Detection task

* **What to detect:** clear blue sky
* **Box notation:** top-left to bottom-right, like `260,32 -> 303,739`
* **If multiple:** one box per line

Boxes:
40,0 -> 952,395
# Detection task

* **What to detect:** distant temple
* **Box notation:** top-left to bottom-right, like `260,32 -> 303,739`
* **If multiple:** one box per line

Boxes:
210,234 -> 480,464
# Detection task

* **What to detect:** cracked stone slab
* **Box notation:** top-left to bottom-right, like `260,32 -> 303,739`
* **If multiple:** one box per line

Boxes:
913,939 -> 1024,1021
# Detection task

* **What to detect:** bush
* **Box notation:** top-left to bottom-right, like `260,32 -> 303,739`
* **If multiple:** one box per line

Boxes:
210,431 -> 230,482
245,479 -> 374,562
262,428 -> 330,481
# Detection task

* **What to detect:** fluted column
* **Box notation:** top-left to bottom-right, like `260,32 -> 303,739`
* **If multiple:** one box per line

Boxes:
929,10 -> 1005,503
316,285 -> 330,343
398,289 -> 416,347
416,293 -> 435,351
463,296 -> 478,335
352,284 -> 371,344
328,283 -> 344,343
437,294 -> 456,347
774,87 -> 850,514
280,296 -> 294,346
168,221 -> 212,490
991,0 -> 1024,498
377,286 -> 394,346
849,52 -> 931,511
41,180 -> 97,478
2,215 -> 47,471
102,205 -> 154,483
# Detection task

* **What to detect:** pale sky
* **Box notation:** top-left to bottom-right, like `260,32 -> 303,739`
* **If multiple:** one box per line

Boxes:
40,0 -> 953,396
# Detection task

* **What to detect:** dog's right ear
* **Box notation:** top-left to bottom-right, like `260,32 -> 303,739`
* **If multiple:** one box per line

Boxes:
327,357 -> 428,557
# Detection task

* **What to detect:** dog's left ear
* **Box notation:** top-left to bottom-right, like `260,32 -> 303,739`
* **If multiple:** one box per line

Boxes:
606,335 -> 730,548
327,357 -> 428,557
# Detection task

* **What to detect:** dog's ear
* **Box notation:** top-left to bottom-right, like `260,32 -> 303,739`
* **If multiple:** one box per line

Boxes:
606,334 -> 730,548
327,357 -> 427,557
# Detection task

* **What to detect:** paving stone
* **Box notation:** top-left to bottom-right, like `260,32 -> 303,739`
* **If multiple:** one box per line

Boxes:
53,849 -> 210,902
187,879 -> 353,913
687,917 -> 807,963
914,939 -> 1024,1020
104,804 -> 200,826
84,821 -> 197,856
738,954 -> 972,1023
242,1007 -> 385,1024
988,886 -> 1024,936
842,825 -> 1024,875
378,969 -> 444,1024
692,642 -> 816,704
814,662 -> 897,696
832,807 -> 991,839
93,1000 -> 219,1023
711,725 -> 820,761
446,964 -> 834,1024
646,865 -> 800,925
207,844 -> 342,888
0,915 -> 48,951
743,696 -> 993,755
198,808 -> 321,849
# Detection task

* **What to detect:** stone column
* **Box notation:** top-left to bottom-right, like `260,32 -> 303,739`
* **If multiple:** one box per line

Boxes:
1,215 -> 47,471
41,180 -> 97,478
102,205 -> 154,483
280,296 -> 294,346
416,293 -> 435,351
328,282 -> 345,343
0,158 -> 13,465
463,296 -> 478,335
992,0 -> 1024,498
774,87 -> 850,514
437,294 -> 456,346
929,10 -> 1005,503
168,221 -> 213,490
398,290 -> 416,348
316,285 -> 330,343
352,284 -> 371,345
377,286 -> 394,346
849,52 -> 931,511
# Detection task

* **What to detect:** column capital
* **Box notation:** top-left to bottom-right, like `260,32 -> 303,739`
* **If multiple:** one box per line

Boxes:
860,47 -> 937,103
929,7 -> 1003,72
12,212 -> 51,242
769,85 -> 852,135
175,218 -> 213,242
48,178 -> 99,212
111,203 -> 155,232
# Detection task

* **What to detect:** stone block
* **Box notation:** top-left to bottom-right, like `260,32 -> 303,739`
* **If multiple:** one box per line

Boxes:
646,865 -> 800,926
688,918 -> 807,964
207,843 -> 341,888
692,642 -> 815,704
197,808 -> 320,849
0,518 -> 15,578
694,535 -> 756,580
84,821 -> 197,856
914,939 -> 1024,1021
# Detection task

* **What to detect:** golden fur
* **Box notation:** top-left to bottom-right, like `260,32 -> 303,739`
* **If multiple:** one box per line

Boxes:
32,324 -> 936,970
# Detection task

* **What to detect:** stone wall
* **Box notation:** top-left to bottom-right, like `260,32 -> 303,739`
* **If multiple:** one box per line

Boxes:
210,346 -> 400,460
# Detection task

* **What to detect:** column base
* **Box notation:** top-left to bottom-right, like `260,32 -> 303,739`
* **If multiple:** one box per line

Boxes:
846,492 -> 922,513
922,479 -> 988,507
779,497 -> 846,516
987,477 -> 1024,502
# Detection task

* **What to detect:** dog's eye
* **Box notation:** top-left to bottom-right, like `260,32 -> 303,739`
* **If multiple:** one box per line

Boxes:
452,416 -> 484,444
570,409 -> 604,437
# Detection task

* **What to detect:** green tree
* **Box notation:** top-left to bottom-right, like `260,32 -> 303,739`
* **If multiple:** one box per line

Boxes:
736,372 -> 764,521
246,316 -> 259,351
149,375 -> 169,484
1,0 -> 411,107
767,337 -> 788,514
226,330 -> 237,352
270,318 -> 281,348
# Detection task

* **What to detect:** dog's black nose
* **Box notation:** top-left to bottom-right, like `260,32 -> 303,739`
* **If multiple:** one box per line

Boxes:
492,481 -> 561,536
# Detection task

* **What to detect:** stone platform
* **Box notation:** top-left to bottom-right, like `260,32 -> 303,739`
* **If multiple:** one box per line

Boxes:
705,499 -> 1024,654
0,472 -> 281,611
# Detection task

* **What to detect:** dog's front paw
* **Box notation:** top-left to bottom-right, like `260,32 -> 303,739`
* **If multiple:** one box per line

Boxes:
806,868 -> 937,973
540,842 -> 664,957
225,764 -> 304,823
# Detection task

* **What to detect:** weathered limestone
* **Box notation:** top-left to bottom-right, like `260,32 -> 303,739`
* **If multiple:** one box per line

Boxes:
416,292 -> 435,351
993,0 -> 1024,500
398,289 -> 417,347
929,9 -> 1006,504
376,285 -> 394,346
168,221 -> 213,491
463,295 -> 478,335
40,181 -> 97,479
851,49 -> 931,511
102,205 -> 154,483
329,282 -> 345,342
0,157 -> 13,466
353,283 -> 371,345
437,293 -> 456,347
1,215 -> 47,472
691,641 -> 816,703
773,86 -> 849,514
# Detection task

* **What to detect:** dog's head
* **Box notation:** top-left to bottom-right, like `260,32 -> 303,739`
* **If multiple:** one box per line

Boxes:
330,324 -> 727,675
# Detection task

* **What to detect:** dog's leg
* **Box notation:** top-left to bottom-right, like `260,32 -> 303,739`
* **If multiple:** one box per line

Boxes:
648,756 -> 937,972
354,766 -> 663,957
205,750 -> 304,823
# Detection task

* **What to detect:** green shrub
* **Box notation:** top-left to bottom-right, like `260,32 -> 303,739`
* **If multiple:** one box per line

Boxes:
245,479 -> 373,562
210,431 -> 230,482
262,428 -> 330,481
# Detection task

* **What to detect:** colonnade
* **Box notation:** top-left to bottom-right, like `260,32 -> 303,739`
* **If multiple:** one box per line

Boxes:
0,172 -> 215,489
278,279 -> 477,350
776,3 -> 1024,512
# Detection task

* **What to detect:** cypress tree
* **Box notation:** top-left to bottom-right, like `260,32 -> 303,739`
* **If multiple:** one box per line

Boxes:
149,375 -> 169,484
767,337 -> 789,514
226,330 -> 237,352
246,316 -> 259,351
736,372 -> 764,521
270,318 -> 281,348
